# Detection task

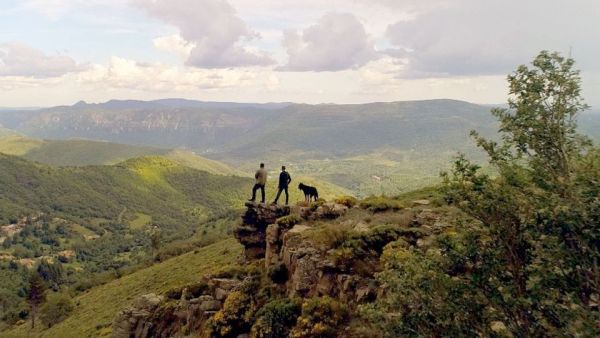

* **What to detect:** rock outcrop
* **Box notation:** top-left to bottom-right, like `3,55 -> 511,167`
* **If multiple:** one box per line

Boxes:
279,228 -> 377,302
254,201 -> 378,302
113,294 -> 164,338
234,202 -> 290,259
112,277 -> 242,338
112,198 -> 435,338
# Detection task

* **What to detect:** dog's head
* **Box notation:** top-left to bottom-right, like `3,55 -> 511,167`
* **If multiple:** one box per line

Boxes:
298,183 -> 305,190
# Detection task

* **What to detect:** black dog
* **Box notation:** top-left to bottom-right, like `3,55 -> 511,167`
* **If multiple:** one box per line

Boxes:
298,183 -> 319,202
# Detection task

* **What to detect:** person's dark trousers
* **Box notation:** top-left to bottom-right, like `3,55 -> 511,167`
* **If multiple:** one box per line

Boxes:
251,183 -> 266,203
274,186 -> 289,205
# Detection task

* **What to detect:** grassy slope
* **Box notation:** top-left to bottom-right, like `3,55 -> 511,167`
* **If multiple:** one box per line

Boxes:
0,239 -> 242,338
0,135 -> 43,155
0,136 -> 240,176
0,127 -> 19,138
0,154 -> 251,228
164,149 -> 243,176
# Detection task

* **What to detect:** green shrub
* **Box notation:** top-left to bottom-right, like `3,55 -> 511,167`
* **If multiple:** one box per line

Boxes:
339,225 -> 425,255
251,298 -> 301,338
359,196 -> 403,213
268,263 -> 288,284
331,225 -> 424,273
206,290 -> 254,337
39,292 -> 74,328
334,195 -> 358,208
290,296 -> 348,338
276,214 -> 303,229
303,225 -> 351,250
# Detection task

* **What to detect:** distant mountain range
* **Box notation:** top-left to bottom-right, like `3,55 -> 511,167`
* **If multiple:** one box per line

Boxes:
0,99 -> 495,157
1,99 -> 598,161
1,98 -> 598,196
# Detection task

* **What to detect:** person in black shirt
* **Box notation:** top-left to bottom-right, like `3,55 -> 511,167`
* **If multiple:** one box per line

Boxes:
273,166 -> 292,205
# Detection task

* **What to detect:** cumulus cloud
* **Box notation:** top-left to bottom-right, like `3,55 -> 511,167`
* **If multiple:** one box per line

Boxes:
384,0 -> 600,78
153,35 -> 195,60
278,12 -> 378,72
77,57 -> 277,92
0,43 -> 84,78
131,0 -> 274,68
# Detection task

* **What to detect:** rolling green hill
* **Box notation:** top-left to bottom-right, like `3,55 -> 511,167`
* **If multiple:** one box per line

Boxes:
0,154 -> 250,227
0,154 -> 253,333
0,154 -> 347,321
0,136 -> 240,176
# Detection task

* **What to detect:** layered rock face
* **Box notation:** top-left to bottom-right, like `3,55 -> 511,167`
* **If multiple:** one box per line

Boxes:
277,226 -> 377,302
234,202 -> 290,259
113,294 -> 164,338
112,277 -> 242,338
256,202 -> 380,302
233,201 -> 375,302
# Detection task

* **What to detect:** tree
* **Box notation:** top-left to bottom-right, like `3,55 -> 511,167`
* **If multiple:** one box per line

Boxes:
443,51 -> 599,336
39,292 -> 74,328
472,50 -> 590,193
0,288 -> 20,317
27,272 -> 46,329
149,226 -> 161,260
37,259 -> 65,290
367,51 -> 599,337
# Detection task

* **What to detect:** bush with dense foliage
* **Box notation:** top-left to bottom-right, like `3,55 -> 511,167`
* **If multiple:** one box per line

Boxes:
366,51 -> 600,337
39,292 -> 74,328
276,214 -> 303,229
332,225 -> 425,274
359,196 -> 403,213
206,278 -> 263,338
250,298 -> 301,338
290,296 -> 348,338
334,195 -> 358,208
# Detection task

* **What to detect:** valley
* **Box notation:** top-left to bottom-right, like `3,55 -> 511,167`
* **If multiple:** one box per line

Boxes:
0,95 -> 598,337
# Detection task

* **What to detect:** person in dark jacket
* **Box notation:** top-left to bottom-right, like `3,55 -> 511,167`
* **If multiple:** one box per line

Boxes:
249,163 -> 267,203
273,166 -> 292,205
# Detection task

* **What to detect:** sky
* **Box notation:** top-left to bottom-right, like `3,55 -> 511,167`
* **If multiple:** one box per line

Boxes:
0,0 -> 599,107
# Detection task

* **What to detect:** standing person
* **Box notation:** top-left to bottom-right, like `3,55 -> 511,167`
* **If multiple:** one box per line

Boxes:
249,163 -> 267,203
273,166 -> 292,205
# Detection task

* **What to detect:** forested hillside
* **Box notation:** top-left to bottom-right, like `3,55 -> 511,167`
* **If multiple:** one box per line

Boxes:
0,154 -> 252,329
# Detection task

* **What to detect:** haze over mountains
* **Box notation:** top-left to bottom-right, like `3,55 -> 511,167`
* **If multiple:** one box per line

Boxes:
0,99 -> 497,159
1,98 -> 599,196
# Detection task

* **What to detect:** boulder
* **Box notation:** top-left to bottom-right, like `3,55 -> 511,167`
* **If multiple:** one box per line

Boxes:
211,278 -> 241,291
214,288 -> 229,301
417,209 -> 440,223
315,203 -> 348,219
199,300 -> 221,311
412,199 -> 431,206
113,294 -> 163,338
353,222 -> 370,233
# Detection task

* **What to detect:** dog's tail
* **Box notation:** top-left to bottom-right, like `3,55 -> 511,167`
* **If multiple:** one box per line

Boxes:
315,189 -> 319,200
